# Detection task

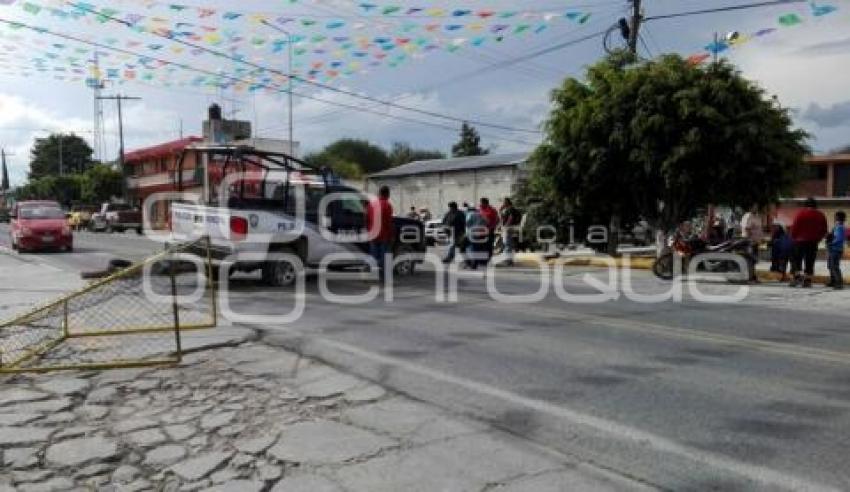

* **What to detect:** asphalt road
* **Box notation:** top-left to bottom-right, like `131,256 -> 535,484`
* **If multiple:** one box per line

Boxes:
0,223 -> 164,272
3,225 -> 850,491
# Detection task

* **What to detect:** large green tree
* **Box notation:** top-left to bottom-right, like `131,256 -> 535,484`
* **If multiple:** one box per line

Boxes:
451,123 -> 488,158
29,133 -> 95,179
526,53 -> 808,251
17,164 -> 122,206
388,142 -> 445,167
304,138 -> 391,176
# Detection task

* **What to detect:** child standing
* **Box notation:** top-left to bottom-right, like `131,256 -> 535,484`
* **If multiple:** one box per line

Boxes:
826,211 -> 846,290
770,224 -> 793,281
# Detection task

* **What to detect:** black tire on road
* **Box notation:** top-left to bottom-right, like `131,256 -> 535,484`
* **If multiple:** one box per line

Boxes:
262,247 -> 301,287
652,253 -> 675,281
393,244 -> 417,277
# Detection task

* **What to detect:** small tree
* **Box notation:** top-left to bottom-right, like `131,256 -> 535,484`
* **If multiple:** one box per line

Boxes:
81,164 -> 123,203
304,139 -> 391,175
452,122 -> 488,158
527,53 -> 808,253
388,142 -> 445,167
29,133 -> 95,179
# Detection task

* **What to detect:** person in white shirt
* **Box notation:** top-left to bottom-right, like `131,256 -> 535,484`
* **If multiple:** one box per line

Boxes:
741,206 -> 764,261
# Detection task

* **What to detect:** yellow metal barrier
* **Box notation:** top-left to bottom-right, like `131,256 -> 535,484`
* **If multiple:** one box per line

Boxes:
0,238 -> 217,373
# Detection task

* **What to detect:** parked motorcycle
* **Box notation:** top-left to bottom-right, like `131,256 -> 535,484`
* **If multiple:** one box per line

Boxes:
652,235 -> 756,281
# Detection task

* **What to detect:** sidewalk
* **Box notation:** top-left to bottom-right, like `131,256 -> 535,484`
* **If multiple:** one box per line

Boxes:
512,251 -> 850,285
0,252 -> 647,491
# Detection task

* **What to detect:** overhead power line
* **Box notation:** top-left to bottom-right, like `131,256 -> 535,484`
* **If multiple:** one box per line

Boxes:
64,2 -> 543,135
644,0 -> 806,22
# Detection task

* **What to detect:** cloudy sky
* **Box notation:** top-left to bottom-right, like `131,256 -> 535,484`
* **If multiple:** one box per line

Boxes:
1,0 -> 849,186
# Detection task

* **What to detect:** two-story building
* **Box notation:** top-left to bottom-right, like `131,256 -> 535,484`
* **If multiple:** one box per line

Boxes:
775,153 -> 850,227
125,137 -> 203,229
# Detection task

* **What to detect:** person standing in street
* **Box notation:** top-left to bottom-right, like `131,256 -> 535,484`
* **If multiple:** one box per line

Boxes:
441,201 -> 466,264
407,206 -> 420,221
367,186 -> 395,276
464,205 -> 487,269
826,211 -> 846,290
789,197 -> 829,288
741,206 -> 764,260
499,197 -> 521,266
478,197 -> 499,266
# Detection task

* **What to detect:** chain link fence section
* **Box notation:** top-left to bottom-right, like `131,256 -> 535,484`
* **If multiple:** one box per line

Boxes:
0,239 -> 217,373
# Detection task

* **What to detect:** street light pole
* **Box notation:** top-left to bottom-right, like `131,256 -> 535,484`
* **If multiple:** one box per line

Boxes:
261,20 -> 295,154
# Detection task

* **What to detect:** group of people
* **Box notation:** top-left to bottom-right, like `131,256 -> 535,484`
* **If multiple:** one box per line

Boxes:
769,198 -> 845,289
406,207 -> 433,223
441,197 -> 521,269
365,186 -> 523,274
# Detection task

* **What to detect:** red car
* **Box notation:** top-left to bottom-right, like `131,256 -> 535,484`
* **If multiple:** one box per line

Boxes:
10,201 -> 73,253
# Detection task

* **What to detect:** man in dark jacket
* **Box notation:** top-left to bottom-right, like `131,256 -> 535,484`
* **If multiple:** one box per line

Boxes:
441,201 -> 466,264
789,197 -> 829,288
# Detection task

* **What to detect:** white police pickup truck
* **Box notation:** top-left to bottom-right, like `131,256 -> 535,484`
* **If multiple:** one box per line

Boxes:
169,145 -> 425,286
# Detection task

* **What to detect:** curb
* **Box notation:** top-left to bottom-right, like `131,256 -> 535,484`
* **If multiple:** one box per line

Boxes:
512,254 -> 848,286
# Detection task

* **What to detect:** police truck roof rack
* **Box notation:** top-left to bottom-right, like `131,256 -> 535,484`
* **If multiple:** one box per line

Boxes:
174,144 -> 339,200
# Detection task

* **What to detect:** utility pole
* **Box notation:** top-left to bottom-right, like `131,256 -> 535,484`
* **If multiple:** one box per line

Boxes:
261,20 -> 295,154
628,0 -> 643,56
97,94 -> 141,200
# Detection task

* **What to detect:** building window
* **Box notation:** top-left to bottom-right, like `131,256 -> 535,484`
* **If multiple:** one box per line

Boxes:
834,164 -> 850,197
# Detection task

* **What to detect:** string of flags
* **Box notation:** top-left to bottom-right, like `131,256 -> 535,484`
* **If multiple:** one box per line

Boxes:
0,0 -> 597,86
0,0 -> 602,93
687,1 -> 842,65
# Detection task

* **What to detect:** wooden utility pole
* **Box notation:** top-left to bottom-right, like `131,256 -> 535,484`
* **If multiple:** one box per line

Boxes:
97,94 -> 141,201
628,0 -> 643,55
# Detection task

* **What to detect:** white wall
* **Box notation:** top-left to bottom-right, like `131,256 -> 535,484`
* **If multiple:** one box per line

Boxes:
368,165 -> 522,218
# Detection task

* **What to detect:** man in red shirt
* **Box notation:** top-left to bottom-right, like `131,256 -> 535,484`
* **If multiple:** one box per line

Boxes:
366,186 -> 394,275
789,197 -> 829,288
478,197 -> 499,265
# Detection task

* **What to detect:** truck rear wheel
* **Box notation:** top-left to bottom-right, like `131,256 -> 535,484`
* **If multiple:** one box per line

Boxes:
262,247 -> 301,287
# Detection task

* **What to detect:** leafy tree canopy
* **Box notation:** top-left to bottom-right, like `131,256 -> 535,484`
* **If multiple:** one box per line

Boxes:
305,139 -> 447,178
388,142 -> 445,167
16,163 -> 122,207
304,138 -> 391,176
29,133 -> 96,179
524,53 -> 808,239
452,122 -> 489,158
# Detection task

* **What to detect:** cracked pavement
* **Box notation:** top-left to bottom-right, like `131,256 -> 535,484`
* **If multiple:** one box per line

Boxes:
0,343 -> 641,492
